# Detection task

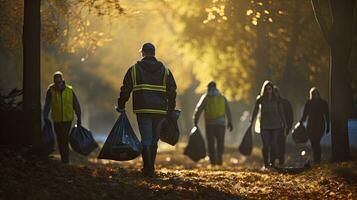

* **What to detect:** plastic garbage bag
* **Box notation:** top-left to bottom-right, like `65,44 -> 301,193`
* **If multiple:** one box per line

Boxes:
98,113 -> 142,161
292,122 -> 308,144
274,161 -> 311,174
41,122 -> 55,155
184,126 -> 206,162
239,125 -> 253,156
24,122 -> 55,157
160,110 -> 181,146
69,124 -> 98,156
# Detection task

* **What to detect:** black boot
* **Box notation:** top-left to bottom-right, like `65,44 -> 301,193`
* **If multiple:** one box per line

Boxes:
141,146 -> 154,177
151,145 -> 158,173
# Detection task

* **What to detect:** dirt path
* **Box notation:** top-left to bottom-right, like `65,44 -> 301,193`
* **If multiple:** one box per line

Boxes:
1,146 -> 357,200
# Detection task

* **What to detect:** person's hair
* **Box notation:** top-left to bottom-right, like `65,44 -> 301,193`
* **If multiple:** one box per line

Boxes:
260,80 -> 275,98
207,81 -> 216,88
309,87 -> 320,99
53,71 -> 63,79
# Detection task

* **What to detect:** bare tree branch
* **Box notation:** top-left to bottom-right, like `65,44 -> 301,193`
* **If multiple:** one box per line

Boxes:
311,0 -> 332,46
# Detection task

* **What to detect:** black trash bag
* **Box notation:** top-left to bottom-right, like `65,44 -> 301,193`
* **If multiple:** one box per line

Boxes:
184,126 -> 206,162
292,122 -> 308,144
98,113 -> 142,161
24,122 -> 55,157
160,110 -> 181,146
274,161 -> 311,174
239,125 -> 253,156
69,125 -> 98,156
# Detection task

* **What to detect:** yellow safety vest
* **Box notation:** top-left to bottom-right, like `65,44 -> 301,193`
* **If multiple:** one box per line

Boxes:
205,95 -> 226,120
50,84 -> 74,122
131,64 -> 169,114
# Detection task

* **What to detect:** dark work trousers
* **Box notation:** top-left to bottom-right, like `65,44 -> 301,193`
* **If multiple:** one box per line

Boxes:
308,134 -> 323,164
53,122 -> 72,163
137,115 -> 165,174
307,121 -> 324,164
261,128 -> 282,167
206,124 -> 226,165
276,129 -> 289,165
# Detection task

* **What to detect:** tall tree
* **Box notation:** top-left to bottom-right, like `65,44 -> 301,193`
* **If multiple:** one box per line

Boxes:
23,0 -> 41,145
311,0 -> 356,162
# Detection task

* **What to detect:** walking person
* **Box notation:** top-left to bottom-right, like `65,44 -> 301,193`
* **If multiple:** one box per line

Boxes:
250,81 -> 286,169
43,71 -> 82,163
300,87 -> 329,164
193,81 -> 233,165
117,42 -> 177,177
274,86 -> 293,166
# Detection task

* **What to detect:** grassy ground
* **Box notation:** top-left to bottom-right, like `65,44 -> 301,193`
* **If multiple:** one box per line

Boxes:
1,144 -> 357,200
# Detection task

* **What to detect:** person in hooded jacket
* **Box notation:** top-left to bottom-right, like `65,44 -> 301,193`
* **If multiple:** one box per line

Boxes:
250,81 -> 287,169
300,87 -> 329,164
117,43 -> 177,177
273,86 -> 293,166
193,81 -> 233,165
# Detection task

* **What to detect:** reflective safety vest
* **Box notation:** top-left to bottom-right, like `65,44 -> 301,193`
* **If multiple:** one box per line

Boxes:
205,95 -> 226,120
50,84 -> 74,122
131,64 -> 170,114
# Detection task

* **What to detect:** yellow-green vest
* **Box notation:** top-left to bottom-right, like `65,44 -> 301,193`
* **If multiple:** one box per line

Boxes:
205,95 -> 226,120
50,84 -> 74,122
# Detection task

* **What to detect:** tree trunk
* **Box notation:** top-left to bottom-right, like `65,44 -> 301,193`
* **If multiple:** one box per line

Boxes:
311,0 -> 355,161
329,0 -> 354,161
23,0 -> 41,145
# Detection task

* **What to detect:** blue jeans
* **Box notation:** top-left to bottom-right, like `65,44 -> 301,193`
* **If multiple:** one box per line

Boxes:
261,128 -> 283,167
137,115 -> 165,146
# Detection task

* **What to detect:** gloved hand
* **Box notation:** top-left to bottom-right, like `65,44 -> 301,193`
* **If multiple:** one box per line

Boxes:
326,126 -> 330,135
227,122 -> 233,132
77,118 -> 81,126
44,118 -> 51,124
115,106 -> 125,113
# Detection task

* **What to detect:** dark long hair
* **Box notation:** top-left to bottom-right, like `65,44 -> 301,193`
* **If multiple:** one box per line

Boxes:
260,80 -> 276,99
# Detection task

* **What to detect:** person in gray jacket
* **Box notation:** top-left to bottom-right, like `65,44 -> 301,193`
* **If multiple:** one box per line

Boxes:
250,81 -> 287,168
193,81 -> 233,165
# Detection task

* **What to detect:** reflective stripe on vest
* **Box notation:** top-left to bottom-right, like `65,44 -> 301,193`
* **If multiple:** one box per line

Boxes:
50,85 -> 74,122
205,95 -> 226,120
131,64 -> 169,114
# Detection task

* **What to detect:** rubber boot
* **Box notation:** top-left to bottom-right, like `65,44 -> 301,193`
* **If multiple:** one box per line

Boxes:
141,146 -> 153,177
151,145 -> 158,173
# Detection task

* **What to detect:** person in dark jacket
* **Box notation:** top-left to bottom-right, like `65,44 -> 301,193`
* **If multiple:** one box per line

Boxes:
193,81 -> 233,165
43,71 -> 81,163
300,87 -> 329,164
250,81 -> 287,169
273,86 -> 293,166
117,42 -> 177,177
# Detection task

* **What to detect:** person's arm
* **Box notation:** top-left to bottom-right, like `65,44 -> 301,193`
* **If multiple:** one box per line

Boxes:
117,67 -> 133,110
324,100 -> 330,133
72,91 -> 81,124
250,96 -> 260,125
301,100 -> 310,122
278,99 -> 287,129
193,94 -> 207,126
166,69 -> 177,112
43,89 -> 51,122
224,97 -> 233,131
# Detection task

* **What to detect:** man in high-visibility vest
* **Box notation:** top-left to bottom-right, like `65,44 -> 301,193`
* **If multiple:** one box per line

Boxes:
117,42 -> 177,177
43,71 -> 81,163
193,81 -> 233,165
